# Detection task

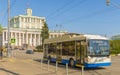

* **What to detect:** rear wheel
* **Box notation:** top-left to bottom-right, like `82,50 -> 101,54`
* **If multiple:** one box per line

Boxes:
69,59 -> 75,67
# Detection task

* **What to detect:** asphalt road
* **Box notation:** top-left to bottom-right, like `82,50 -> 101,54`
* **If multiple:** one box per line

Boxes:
0,50 -> 120,75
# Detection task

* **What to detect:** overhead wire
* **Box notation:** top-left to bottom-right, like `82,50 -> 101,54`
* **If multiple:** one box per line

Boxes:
60,1 -> 120,25
46,0 -> 74,19
0,0 -> 16,26
111,1 -> 120,9
47,0 -> 87,21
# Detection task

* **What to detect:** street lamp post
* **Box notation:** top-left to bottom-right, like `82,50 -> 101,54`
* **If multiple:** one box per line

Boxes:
7,0 -> 11,57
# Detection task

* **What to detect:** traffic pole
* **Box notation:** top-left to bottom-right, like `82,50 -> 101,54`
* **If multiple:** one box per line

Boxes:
55,61 -> 58,74
66,63 -> 68,75
81,66 -> 84,75
41,59 -> 43,68
48,60 -> 50,71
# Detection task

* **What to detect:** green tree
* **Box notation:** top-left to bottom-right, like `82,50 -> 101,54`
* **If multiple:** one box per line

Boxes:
0,24 -> 3,35
41,22 -> 49,46
110,40 -> 120,54
35,45 -> 43,52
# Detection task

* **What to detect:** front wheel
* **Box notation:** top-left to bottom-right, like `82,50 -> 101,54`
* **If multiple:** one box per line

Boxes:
69,59 -> 75,67
48,55 -> 51,61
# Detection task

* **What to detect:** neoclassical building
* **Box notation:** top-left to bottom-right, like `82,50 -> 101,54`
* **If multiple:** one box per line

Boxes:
1,8 -> 67,49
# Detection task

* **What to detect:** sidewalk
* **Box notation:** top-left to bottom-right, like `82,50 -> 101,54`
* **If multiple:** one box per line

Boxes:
0,57 -> 58,75
0,57 -> 18,75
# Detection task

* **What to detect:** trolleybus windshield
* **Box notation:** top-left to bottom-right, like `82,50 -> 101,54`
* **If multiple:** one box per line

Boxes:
88,39 -> 109,56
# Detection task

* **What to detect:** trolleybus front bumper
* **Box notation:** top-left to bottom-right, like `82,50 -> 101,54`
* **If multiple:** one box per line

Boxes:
84,62 -> 111,68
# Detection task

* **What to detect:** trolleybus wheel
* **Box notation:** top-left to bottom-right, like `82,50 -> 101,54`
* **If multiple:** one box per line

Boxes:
69,59 -> 75,67
48,55 -> 51,62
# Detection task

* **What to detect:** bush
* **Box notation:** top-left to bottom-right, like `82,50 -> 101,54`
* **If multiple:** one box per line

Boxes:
110,40 -> 120,55
110,50 -> 117,55
35,45 -> 43,52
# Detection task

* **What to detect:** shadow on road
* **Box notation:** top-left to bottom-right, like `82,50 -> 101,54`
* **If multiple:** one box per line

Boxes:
34,59 -> 108,75
0,68 -> 20,75
36,72 -> 56,75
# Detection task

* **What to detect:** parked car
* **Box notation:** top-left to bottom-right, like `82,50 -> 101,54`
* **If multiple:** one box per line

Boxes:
26,50 -> 34,54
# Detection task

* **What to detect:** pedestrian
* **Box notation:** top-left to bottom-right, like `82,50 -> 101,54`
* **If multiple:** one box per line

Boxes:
0,48 -> 3,60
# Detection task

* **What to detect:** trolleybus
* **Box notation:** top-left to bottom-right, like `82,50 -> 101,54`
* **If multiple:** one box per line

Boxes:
43,34 -> 111,68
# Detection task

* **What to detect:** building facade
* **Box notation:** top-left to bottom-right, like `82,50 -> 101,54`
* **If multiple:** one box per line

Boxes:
1,8 -> 67,49
10,8 -> 45,29
111,35 -> 120,40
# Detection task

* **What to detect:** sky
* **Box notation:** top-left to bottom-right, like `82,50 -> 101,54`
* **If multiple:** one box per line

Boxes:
0,0 -> 120,38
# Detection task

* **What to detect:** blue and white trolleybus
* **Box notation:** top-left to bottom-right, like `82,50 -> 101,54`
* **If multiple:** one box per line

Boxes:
43,34 -> 111,68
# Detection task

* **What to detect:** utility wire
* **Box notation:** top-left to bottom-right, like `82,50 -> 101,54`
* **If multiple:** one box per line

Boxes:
58,0 -> 87,15
111,2 -> 120,9
46,0 -> 74,19
47,0 -> 87,21
1,0 -> 16,26
60,7 -> 117,25
59,1 -> 120,25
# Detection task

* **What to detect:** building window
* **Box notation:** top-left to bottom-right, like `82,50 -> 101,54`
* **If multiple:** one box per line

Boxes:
31,18 -> 35,22
54,35 -> 57,37
21,18 -> 24,22
25,18 -> 27,22
50,35 -> 53,38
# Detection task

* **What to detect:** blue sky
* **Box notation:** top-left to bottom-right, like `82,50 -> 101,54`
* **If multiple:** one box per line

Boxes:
0,0 -> 120,37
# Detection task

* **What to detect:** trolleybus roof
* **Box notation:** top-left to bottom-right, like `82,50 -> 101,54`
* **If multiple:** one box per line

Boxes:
44,35 -> 85,44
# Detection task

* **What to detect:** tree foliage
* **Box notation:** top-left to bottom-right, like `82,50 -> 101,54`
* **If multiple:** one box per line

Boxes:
40,22 -> 49,46
35,45 -> 43,52
0,24 -> 3,35
110,40 -> 120,54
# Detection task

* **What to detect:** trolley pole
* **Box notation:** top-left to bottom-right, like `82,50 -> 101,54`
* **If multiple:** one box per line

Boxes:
7,0 -> 11,57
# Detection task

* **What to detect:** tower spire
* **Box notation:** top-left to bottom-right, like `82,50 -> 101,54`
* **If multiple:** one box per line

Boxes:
26,8 -> 32,16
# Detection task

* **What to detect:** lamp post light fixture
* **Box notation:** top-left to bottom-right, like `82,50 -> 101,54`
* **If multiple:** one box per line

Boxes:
106,0 -> 110,6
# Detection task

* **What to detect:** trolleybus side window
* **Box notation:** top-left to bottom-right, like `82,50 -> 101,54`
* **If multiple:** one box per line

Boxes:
62,43 -> 68,55
47,44 -> 56,55
68,41 -> 75,56
62,41 -> 75,56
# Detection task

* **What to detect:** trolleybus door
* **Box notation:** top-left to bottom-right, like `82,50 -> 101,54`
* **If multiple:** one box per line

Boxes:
43,44 -> 48,59
76,41 -> 86,65
56,43 -> 62,62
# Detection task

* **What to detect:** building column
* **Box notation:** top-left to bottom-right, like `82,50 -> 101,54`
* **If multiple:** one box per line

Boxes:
10,32 -> 13,38
26,31 -> 28,45
22,33 -> 24,44
19,33 -> 21,46
19,17 -> 21,28
6,31 -> 8,42
38,34 -> 40,45
40,34 -> 42,45
36,34 -> 38,46
34,34 -> 36,46
30,18 -> 31,28
2,31 -> 5,46
15,33 -> 17,46
30,33 -> 32,46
